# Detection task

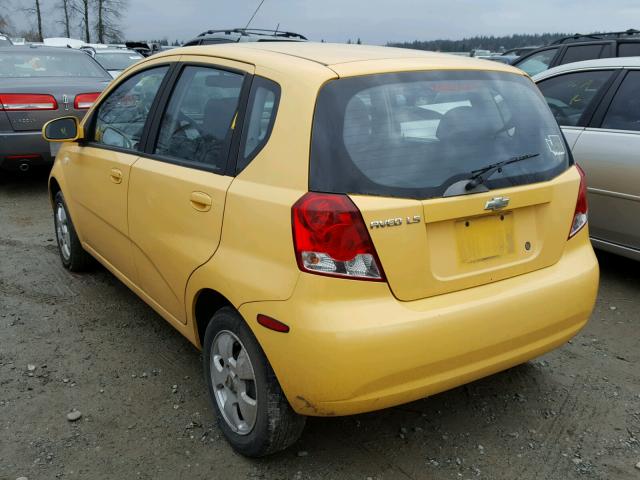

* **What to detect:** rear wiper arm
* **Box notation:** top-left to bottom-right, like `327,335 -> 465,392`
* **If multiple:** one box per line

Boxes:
465,153 -> 540,191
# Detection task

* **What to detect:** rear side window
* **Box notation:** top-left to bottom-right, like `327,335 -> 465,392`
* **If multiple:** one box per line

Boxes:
516,48 -> 558,76
93,66 -> 168,150
154,66 -> 244,172
536,70 -> 613,126
237,76 -> 280,173
559,44 -> 605,65
618,43 -> 640,57
311,71 -> 569,200
601,71 -> 640,131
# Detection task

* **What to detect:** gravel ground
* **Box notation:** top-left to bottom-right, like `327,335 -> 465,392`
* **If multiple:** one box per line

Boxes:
1,170 -> 639,480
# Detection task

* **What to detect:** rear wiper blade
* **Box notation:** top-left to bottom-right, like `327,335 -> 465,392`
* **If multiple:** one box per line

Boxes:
464,153 -> 540,191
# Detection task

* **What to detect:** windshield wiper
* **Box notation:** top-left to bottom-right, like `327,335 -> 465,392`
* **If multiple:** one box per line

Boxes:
464,153 -> 540,191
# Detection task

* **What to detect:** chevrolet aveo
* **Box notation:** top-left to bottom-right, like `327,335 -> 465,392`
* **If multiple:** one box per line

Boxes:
43,43 -> 599,456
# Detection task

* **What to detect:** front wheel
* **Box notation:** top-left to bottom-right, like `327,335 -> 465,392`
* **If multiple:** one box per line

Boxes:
203,307 -> 306,457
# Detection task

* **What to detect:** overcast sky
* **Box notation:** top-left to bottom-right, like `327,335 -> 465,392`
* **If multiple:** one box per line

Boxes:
11,0 -> 640,44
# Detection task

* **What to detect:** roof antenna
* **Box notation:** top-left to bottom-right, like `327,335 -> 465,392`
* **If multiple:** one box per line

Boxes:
245,0 -> 266,29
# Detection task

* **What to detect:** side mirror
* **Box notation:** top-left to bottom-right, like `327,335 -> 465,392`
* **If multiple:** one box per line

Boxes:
42,116 -> 84,142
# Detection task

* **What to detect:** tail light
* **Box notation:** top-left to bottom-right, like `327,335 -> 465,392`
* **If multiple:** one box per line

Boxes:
0,93 -> 57,111
568,164 -> 588,239
74,92 -> 101,109
292,192 -> 386,281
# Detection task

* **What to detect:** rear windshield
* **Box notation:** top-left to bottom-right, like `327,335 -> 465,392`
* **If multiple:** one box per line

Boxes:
310,71 -> 569,199
0,36 -> 11,46
0,51 -> 108,78
95,52 -> 143,70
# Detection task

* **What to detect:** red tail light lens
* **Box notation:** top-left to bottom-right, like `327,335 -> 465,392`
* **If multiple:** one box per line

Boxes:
568,164 -> 588,239
292,192 -> 386,281
0,93 -> 57,111
74,92 -> 101,110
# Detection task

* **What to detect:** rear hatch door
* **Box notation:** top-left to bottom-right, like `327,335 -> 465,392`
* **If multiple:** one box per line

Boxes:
310,68 -> 579,301
353,167 -> 580,301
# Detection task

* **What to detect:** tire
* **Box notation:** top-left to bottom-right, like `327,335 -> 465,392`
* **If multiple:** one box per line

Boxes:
53,191 -> 93,272
203,307 -> 306,457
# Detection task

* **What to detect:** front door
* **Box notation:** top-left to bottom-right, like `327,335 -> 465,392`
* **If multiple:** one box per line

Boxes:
128,60 -> 253,324
65,65 -> 170,282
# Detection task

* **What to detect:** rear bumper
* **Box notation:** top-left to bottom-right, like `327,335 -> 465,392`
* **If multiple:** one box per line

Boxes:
0,131 -> 53,171
239,230 -> 599,416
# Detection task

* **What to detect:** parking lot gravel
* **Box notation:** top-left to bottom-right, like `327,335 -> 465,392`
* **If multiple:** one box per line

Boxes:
1,170 -> 639,480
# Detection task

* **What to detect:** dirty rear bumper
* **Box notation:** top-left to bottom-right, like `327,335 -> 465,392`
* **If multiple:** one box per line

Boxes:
239,229 -> 599,416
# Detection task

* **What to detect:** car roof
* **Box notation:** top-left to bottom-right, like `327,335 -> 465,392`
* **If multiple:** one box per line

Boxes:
94,48 -> 142,54
156,42 -> 522,74
532,56 -> 640,81
0,45 -> 87,54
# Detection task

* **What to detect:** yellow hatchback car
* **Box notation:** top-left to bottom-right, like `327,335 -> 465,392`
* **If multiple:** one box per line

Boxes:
44,43 -> 599,456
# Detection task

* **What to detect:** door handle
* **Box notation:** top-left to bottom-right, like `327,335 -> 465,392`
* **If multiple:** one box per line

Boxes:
109,168 -> 123,184
190,191 -> 212,212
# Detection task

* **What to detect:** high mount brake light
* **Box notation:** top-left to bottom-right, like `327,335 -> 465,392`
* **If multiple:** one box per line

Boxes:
291,192 -> 386,281
74,92 -> 101,110
568,164 -> 588,239
0,93 -> 57,111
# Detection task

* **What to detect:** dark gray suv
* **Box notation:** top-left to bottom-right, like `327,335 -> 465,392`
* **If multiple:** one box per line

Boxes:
513,29 -> 640,76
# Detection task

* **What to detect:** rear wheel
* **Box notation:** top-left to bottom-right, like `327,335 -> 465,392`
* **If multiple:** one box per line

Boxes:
203,307 -> 306,457
53,191 -> 93,272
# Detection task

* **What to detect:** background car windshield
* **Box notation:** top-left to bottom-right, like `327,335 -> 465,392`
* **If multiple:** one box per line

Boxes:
0,51 -> 108,78
516,48 -> 558,76
96,52 -> 143,70
311,70 -> 569,199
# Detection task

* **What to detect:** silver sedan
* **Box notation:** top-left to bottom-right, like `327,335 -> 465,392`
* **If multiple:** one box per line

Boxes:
534,57 -> 640,260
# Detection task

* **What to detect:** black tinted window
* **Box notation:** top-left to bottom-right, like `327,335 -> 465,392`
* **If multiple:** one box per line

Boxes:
237,77 -> 280,173
93,66 -> 168,149
311,71 -> 569,200
602,71 -> 640,131
537,70 -> 613,126
560,45 -> 605,65
618,43 -> 640,57
155,66 -> 244,172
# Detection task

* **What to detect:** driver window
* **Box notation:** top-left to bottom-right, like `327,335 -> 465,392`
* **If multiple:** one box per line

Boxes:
154,66 -> 244,172
537,70 -> 613,126
93,66 -> 168,150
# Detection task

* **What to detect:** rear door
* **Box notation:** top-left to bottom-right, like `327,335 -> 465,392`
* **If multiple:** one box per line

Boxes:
536,68 -> 620,149
572,69 -> 640,249
127,58 -> 253,324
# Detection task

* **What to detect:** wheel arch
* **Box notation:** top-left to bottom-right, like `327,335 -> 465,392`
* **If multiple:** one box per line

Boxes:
193,288 -> 233,348
49,176 -> 61,207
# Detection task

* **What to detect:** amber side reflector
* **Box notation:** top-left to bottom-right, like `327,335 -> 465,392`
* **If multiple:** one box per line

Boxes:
257,314 -> 290,333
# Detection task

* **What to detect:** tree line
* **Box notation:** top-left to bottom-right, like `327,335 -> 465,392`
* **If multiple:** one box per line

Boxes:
387,33 -> 572,52
1,0 -> 129,44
